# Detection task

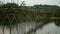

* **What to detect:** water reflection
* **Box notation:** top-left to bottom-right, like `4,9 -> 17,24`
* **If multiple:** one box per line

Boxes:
36,22 -> 60,34
0,22 -> 60,34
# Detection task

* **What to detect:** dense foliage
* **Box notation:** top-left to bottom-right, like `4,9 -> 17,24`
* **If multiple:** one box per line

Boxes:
0,3 -> 18,8
0,3 -> 60,26
0,3 -> 19,26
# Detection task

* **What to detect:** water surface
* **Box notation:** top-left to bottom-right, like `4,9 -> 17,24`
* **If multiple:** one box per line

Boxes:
0,22 -> 60,34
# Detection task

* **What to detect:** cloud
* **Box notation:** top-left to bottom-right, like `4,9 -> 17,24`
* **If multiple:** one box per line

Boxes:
0,0 -> 60,6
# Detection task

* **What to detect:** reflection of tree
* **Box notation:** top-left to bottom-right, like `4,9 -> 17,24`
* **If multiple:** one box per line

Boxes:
25,18 -> 50,34
54,19 -> 60,26
53,8 -> 60,26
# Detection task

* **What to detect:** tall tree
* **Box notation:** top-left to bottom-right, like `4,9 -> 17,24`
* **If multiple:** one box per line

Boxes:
20,1 -> 26,6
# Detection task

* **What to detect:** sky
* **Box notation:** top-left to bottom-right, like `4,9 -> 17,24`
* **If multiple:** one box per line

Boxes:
0,0 -> 60,6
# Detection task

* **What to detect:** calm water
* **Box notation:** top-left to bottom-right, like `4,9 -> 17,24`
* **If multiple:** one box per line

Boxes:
0,22 -> 60,34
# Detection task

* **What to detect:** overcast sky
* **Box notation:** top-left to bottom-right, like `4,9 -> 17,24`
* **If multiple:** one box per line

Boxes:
0,0 -> 60,6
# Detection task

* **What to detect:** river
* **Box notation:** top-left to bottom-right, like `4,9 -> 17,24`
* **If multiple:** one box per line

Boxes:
0,22 -> 60,34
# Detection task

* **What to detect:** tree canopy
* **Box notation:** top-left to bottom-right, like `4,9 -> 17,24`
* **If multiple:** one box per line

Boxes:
0,3 -> 19,26
0,3 -> 19,8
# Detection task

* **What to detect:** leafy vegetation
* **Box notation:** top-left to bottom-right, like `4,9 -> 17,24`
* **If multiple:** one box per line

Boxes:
0,2 -> 60,34
0,3 -> 60,26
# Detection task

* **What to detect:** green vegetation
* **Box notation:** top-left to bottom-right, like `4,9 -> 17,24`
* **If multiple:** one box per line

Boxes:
0,2 -> 60,34
0,3 -> 60,26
